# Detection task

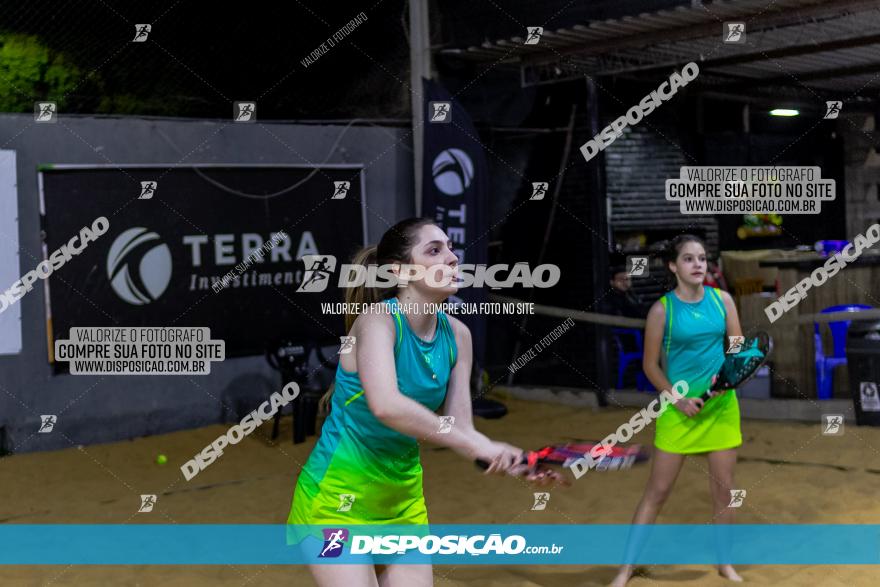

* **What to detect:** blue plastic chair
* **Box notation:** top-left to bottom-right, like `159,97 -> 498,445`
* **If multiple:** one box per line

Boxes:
814,304 -> 872,399
611,328 -> 653,392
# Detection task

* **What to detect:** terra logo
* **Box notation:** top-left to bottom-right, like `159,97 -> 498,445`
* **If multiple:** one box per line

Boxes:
106,227 -> 172,305
319,528 -> 349,558
432,148 -> 473,196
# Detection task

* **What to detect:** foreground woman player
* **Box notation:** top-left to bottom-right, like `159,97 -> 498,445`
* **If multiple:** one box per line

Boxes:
288,218 -> 563,586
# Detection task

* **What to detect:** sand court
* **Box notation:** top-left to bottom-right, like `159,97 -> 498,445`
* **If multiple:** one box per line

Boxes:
2,394 -> 879,585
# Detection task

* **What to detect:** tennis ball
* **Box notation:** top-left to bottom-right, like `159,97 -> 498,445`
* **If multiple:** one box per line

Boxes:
156,454 -> 168,465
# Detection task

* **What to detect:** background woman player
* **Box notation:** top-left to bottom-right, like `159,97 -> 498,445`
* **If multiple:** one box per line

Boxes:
611,235 -> 744,586
287,218 -> 562,587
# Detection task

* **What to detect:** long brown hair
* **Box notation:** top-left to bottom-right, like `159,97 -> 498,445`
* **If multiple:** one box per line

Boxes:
319,217 -> 437,412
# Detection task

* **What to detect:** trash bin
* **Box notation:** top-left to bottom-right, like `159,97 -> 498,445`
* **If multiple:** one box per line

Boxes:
847,320 -> 880,426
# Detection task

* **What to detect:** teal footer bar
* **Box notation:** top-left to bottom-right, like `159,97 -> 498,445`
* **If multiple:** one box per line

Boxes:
1,524 -> 878,565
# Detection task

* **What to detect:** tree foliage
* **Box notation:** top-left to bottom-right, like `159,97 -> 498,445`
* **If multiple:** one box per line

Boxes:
0,32 -> 81,112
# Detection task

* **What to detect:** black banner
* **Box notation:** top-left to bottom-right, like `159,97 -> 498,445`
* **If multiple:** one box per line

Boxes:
421,78 -> 489,365
39,165 -> 366,361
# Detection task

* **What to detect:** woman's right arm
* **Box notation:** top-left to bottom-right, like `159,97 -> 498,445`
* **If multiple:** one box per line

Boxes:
642,300 -> 702,416
354,312 -> 501,462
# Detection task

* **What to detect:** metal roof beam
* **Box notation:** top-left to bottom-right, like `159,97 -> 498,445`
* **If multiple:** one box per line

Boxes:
719,61 -> 880,88
601,32 -> 880,76
522,0 -> 880,66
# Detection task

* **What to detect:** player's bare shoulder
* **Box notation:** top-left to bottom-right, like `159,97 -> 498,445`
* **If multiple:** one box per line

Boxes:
717,288 -> 736,307
445,313 -> 472,346
647,298 -> 667,322
350,305 -> 396,340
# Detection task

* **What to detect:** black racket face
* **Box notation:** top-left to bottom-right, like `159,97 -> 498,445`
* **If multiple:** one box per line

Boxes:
713,332 -> 773,390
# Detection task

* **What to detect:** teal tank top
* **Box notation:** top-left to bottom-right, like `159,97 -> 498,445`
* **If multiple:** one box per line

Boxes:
660,287 -> 728,397
297,297 -> 458,492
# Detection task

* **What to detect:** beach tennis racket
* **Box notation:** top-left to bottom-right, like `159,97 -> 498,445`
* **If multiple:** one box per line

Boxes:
697,331 -> 773,403
475,441 -> 649,472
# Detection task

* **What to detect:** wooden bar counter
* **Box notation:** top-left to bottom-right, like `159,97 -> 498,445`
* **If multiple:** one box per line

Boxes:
749,250 -> 880,398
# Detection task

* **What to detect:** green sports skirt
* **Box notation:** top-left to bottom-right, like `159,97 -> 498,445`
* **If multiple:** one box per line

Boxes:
654,389 -> 742,454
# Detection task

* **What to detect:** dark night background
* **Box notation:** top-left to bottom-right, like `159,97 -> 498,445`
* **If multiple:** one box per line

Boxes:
2,0 -> 701,119
0,0 -> 861,388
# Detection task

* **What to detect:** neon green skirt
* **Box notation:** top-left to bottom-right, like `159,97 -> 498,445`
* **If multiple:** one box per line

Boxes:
286,456 -> 429,546
654,390 -> 742,454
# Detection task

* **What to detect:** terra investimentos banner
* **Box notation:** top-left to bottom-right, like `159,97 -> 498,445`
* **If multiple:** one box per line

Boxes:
38,164 -> 366,362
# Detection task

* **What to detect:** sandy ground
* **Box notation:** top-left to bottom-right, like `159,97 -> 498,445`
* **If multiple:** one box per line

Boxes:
2,393 -> 880,586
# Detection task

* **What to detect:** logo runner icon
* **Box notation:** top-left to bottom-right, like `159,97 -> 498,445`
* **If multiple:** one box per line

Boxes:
132,24 -> 151,42
332,181 -> 350,199
824,101 -> 842,120
727,336 -> 745,354
724,22 -> 745,43
319,528 -> 349,558
34,102 -> 57,123
139,181 -> 157,200
337,494 -> 355,512
531,492 -> 550,510
525,27 -> 543,45
138,494 -> 157,513
429,101 -> 451,123
438,416 -> 455,434
338,336 -> 356,355
38,415 -> 57,433
297,255 -> 337,292
233,102 -> 256,122
822,414 -> 844,435
728,489 -> 747,508
530,182 -> 548,200
627,256 -> 648,277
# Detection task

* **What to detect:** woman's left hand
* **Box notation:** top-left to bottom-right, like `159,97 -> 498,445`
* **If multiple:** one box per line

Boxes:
479,441 -> 526,475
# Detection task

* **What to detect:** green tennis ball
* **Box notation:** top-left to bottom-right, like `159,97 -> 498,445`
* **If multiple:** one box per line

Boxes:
156,454 -> 168,465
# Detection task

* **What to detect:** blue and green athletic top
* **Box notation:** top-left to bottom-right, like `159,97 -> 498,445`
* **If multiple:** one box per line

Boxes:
287,297 -> 458,529
654,287 -> 742,454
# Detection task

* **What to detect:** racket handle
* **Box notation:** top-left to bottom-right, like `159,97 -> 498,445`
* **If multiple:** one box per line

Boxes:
698,388 -> 736,403
474,454 -> 530,470
701,373 -> 723,402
